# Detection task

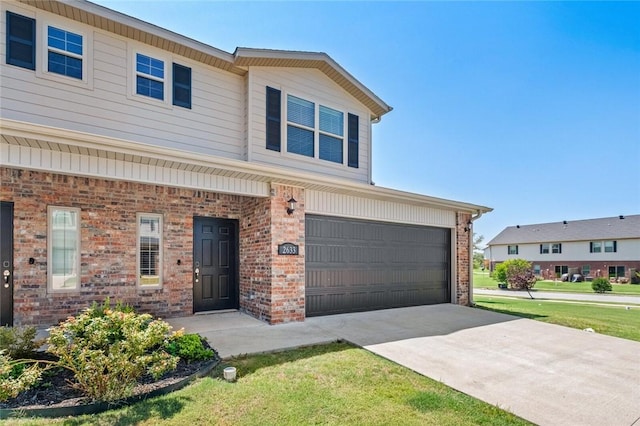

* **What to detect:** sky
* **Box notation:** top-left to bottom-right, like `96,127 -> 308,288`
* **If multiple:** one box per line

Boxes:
92,0 -> 640,244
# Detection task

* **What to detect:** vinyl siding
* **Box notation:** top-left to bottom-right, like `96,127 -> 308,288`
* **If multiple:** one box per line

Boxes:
487,239 -> 640,262
306,190 -> 456,228
0,4 -> 245,160
248,67 -> 372,183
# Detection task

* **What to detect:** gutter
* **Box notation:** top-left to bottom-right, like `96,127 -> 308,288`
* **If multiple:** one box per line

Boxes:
468,210 -> 485,306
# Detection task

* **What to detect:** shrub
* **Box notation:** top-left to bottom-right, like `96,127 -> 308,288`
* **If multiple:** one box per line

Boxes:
46,300 -> 179,402
0,352 -> 42,401
0,326 -> 43,359
592,278 -> 612,293
493,263 -> 508,284
492,259 -> 536,291
165,333 -> 214,363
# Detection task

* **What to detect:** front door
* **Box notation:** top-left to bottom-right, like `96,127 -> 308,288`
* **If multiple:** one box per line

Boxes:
0,202 -> 14,326
193,217 -> 238,312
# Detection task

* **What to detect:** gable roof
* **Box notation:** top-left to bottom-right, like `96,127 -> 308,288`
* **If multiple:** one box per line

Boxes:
487,215 -> 640,245
18,0 -> 392,120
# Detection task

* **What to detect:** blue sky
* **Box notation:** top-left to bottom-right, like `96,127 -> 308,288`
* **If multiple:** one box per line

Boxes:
93,0 -> 640,243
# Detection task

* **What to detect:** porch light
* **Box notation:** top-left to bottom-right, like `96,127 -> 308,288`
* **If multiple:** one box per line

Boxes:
287,197 -> 297,215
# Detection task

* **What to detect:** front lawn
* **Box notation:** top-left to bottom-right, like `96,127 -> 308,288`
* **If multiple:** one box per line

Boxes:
5,342 -> 532,425
474,295 -> 640,342
473,271 -> 640,295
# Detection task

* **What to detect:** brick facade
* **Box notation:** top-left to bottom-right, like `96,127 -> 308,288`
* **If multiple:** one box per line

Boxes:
456,212 -> 472,306
1,166 -> 476,326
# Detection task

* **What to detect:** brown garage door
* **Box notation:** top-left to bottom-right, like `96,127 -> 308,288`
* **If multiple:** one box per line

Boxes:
305,215 -> 451,316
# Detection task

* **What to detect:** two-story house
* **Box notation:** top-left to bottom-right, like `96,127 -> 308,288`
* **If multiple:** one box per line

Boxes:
485,215 -> 640,282
0,0 -> 491,327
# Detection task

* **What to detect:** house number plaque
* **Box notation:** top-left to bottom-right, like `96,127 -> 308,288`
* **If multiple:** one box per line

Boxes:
278,243 -> 299,256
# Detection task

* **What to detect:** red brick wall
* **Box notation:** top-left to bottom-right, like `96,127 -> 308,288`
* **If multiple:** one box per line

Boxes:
456,212 -> 472,306
1,168 -> 248,326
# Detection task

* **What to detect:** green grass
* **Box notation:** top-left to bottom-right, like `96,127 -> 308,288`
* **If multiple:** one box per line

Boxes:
4,342 -> 531,426
473,271 -> 640,295
474,295 -> 640,342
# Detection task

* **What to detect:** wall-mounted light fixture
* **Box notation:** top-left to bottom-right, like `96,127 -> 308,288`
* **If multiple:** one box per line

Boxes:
286,197 -> 297,215
464,220 -> 472,232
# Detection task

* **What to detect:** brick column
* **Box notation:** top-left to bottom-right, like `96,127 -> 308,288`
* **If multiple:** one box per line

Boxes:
456,212 -> 472,306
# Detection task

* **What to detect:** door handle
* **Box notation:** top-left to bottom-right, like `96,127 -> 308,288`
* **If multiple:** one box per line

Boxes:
3,270 -> 9,288
194,268 -> 199,283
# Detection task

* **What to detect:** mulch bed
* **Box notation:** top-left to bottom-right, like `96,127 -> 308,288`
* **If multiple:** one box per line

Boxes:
1,352 -> 218,411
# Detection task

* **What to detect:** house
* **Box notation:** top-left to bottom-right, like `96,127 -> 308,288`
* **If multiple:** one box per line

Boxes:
485,215 -> 640,282
0,0 -> 491,327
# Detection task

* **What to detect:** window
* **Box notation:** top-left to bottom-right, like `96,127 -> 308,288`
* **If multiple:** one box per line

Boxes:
604,241 -> 617,253
136,53 -> 164,100
319,105 -> 344,163
48,206 -> 81,291
608,266 -> 625,278
172,63 -> 191,108
6,11 -> 35,70
137,213 -> 162,287
540,244 -> 550,254
590,242 -> 602,253
287,95 -> 315,157
555,265 -> 568,277
508,245 -> 518,255
533,264 -> 541,275
582,265 -> 590,276
47,26 -> 83,79
551,243 -> 562,254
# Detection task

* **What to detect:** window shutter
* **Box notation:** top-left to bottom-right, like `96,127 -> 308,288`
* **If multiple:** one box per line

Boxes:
266,87 -> 281,151
589,242 -> 593,253
6,11 -> 36,70
539,244 -> 543,254
516,246 -> 518,255
558,243 -> 562,254
348,113 -> 359,168
613,241 -> 617,253
172,63 -> 191,108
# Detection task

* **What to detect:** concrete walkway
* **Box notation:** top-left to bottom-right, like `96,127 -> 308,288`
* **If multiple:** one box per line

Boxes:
474,288 -> 640,305
168,304 -> 640,426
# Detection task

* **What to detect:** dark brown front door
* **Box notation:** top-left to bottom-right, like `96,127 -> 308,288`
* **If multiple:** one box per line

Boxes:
193,217 -> 238,312
0,202 -> 14,326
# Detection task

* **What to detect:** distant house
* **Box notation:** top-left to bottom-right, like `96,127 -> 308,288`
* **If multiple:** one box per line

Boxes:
0,0 -> 491,326
485,215 -> 640,282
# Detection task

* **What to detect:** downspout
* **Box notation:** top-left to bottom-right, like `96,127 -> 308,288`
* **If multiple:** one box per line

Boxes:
468,210 -> 484,305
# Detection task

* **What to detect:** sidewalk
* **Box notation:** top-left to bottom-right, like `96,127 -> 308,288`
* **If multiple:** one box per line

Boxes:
474,288 -> 640,305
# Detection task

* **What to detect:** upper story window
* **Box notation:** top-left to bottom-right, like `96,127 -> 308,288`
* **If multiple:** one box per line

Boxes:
47,26 -> 83,79
551,243 -> 562,254
6,11 -> 36,70
265,87 -> 360,168
540,243 -> 549,254
589,241 -> 602,253
604,240 -> 617,253
136,53 -> 165,100
507,245 -> 518,255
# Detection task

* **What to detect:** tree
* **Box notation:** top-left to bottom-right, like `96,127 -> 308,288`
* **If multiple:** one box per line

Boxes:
472,233 -> 485,269
492,259 -> 537,298
473,233 -> 484,251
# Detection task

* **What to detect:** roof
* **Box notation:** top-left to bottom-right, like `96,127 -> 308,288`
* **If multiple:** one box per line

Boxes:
18,0 -> 392,120
487,215 -> 640,245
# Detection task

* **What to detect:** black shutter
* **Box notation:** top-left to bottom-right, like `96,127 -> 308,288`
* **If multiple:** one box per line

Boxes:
516,245 -> 518,255
172,63 -> 191,108
558,243 -> 562,254
539,244 -> 542,254
347,113 -> 359,168
589,242 -> 593,253
266,86 -> 281,151
6,11 -> 36,70
613,241 -> 617,253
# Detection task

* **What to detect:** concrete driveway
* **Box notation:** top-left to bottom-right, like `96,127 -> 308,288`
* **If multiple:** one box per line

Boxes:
169,304 -> 640,426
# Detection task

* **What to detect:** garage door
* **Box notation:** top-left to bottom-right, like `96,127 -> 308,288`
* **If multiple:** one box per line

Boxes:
305,215 -> 451,316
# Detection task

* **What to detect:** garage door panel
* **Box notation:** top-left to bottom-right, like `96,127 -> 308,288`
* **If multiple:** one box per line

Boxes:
306,214 -> 451,317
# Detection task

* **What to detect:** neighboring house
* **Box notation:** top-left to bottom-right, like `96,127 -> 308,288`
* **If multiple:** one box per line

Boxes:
0,0 -> 491,327
485,215 -> 640,281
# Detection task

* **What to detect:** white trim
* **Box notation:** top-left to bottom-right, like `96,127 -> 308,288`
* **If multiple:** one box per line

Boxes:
47,205 -> 82,293
136,213 -> 163,289
127,44 -> 172,108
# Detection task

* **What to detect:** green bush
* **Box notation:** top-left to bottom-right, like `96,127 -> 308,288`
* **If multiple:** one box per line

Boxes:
592,278 -> 612,293
493,263 -> 508,284
492,259 -> 536,290
165,333 -> 214,363
0,352 -> 42,401
0,326 -> 43,359
46,300 -> 179,402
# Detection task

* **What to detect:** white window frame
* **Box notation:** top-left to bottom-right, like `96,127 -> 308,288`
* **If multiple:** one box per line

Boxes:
128,45 -> 171,108
283,92 -> 348,166
137,213 -> 163,289
604,240 -> 616,253
591,241 -> 602,253
47,206 -> 81,293
36,14 -> 93,89
507,245 -> 518,255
